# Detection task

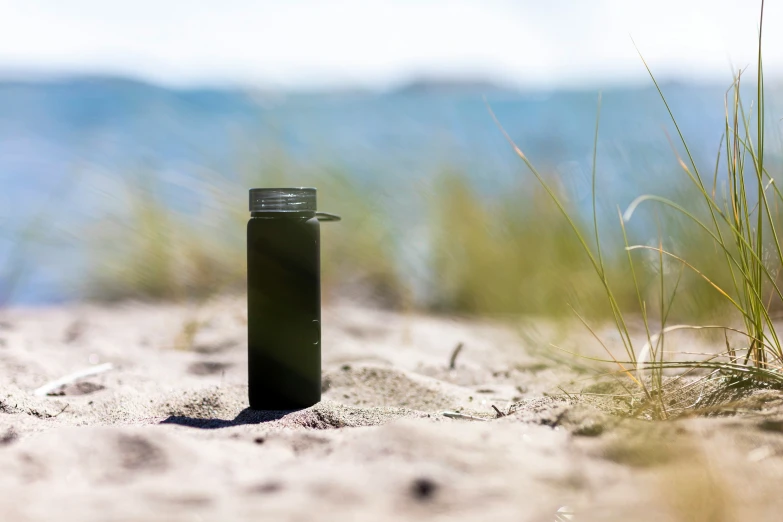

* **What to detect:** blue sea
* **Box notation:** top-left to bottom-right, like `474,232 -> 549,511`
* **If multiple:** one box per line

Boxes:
0,77 -> 778,304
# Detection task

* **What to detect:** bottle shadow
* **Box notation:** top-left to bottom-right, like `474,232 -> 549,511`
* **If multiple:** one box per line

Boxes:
160,407 -> 303,430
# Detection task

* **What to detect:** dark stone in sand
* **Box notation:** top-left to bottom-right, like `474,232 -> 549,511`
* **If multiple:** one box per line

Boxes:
411,477 -> 438,501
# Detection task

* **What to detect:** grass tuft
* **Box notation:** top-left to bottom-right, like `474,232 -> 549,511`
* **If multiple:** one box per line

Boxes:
491,1 -> 781,417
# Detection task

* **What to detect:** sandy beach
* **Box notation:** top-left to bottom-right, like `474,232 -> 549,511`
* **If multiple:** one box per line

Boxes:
1,298 -> 782,521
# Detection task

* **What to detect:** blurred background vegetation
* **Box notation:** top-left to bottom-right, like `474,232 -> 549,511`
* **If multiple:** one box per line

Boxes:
70,143 -> 771,325
1,78 -> 781,325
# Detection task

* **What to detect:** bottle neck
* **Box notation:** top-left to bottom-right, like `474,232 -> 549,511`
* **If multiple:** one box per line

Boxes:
250,211 -> 316,219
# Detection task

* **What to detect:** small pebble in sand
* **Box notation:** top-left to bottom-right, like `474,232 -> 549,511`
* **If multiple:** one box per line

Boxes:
410,478 -> 438,501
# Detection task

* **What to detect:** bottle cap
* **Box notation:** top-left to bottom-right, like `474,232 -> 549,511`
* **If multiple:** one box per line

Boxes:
249,187 -> 316,213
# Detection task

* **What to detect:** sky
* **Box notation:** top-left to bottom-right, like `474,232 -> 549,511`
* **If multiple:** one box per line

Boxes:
0,0 -> 780,89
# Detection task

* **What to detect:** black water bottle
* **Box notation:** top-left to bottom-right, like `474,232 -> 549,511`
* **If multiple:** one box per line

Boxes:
247,188 -> 339,410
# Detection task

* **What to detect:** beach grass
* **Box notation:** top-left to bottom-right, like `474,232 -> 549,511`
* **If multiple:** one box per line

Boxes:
488,0 -> 783,417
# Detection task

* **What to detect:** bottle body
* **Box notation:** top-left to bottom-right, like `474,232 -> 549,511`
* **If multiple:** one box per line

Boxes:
247,212 -> 321,409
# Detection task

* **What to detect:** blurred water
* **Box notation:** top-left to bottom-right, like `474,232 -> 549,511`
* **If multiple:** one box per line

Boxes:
0,76 -> 779,304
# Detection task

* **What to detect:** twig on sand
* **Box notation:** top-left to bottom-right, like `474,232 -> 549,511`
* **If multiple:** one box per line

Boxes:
33,363 -> 113,397
491,405 -> 506,418
442,411 -> 486,421
53,404 -> 69,417
449,342 -> 464,370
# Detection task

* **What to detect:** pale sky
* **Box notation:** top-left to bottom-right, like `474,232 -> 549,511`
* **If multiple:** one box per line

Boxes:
0,0 -> 779,88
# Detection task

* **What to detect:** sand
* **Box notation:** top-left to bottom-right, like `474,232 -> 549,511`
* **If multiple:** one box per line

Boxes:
1,298 -> 783,521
